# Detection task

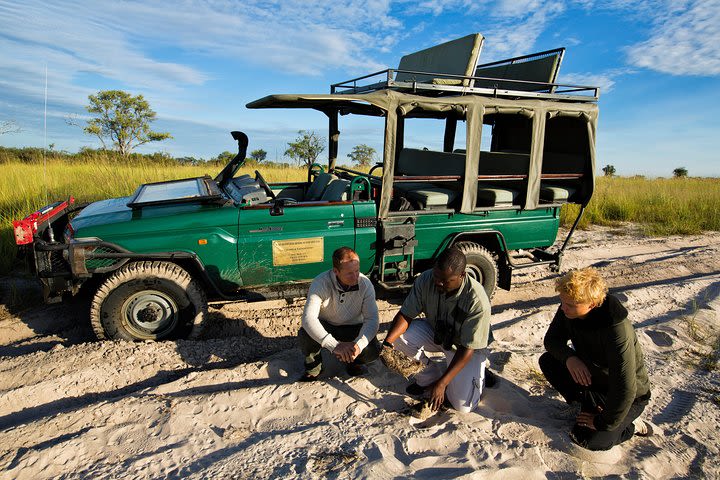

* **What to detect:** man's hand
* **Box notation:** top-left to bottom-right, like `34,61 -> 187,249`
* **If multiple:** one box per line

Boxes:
428,380 -> 448,411
333,342 -> 360,363
566,356 -> 592,386
576,411 -> 597,430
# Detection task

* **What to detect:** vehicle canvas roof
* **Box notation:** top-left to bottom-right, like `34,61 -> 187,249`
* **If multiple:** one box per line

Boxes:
246,34 -> 599,218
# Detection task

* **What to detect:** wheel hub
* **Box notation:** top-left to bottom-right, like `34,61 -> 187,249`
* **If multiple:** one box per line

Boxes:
123,291 -> 178,334
465,264 -> 484,283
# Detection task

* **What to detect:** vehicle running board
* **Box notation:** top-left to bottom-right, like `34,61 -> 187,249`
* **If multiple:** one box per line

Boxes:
508,248 -> 560,270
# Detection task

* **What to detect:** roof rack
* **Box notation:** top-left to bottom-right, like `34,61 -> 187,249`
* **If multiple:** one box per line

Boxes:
331,46 -> 598,102
330,69 -> 598,102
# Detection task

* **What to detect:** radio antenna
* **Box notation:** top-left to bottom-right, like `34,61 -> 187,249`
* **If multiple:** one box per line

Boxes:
43,64 -> 48,205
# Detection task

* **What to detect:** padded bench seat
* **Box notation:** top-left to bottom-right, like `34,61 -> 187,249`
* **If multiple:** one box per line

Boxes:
476,185 -> 519,207
540,185 -> 576,203
406,186 -> 458,209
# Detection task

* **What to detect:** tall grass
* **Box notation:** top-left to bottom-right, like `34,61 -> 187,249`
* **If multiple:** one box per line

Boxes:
2,157 -> 719,275
560,176 -> 720,234
1,159 -> 307,274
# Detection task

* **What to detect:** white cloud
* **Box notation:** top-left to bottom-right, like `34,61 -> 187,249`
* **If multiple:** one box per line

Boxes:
478,5 -> 566,59
625,0 -> 720,76
560,72 -> 618,94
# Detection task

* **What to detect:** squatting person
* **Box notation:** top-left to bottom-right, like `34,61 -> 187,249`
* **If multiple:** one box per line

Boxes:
382,247 -> 492,413
298,247 -> 381,381
539,267 -> 652,451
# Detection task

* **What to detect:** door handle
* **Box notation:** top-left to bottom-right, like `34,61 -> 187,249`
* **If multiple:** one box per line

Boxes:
327,220 -> 345,228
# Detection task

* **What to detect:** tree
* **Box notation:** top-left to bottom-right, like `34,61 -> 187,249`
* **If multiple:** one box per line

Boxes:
84,90 -> 171,156
673,167 -> 688,178
602,164 -> 616,177
348,144 -> 376,167
0,120 -> 21,135
284,130 -> 325,167
215,151 -> 235,163
250,149 -> 267,162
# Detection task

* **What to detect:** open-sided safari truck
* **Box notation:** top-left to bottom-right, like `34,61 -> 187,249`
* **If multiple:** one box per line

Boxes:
13,33 -> 599,341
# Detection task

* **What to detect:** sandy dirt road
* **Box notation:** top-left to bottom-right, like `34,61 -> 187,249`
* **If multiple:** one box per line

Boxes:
0,224 -> 718,479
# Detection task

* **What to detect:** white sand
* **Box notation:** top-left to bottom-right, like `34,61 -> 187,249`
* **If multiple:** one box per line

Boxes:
0,224 -> 718,479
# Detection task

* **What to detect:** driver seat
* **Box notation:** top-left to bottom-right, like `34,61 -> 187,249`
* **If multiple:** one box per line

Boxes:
305,173 -> 337,201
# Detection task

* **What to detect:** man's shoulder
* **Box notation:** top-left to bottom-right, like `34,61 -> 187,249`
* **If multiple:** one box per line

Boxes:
461,276 -> 491,312
309,270 -> 334,291
415,269 -> 434,286
358,273 -> 375,292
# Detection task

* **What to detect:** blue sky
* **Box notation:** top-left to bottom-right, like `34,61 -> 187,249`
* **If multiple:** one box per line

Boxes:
1,0 -> 718,177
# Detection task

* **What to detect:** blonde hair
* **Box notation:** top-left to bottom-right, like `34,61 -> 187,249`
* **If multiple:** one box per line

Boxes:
555,267 -> 608,304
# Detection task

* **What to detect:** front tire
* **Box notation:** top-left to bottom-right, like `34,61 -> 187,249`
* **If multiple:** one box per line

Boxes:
455,242 -> 498,299
90,261 -> 207,341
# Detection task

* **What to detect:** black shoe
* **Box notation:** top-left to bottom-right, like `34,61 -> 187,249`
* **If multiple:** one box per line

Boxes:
298,371 -> 320,382
405,382 -> 426,397
484,369 -> 498,388
346,363 -> 368,377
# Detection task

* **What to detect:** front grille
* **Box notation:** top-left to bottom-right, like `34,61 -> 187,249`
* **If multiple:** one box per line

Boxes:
36,248 -> 70,276
85,246 -> 122,271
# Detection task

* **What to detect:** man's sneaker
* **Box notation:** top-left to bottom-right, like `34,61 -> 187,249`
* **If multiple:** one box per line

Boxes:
346,363 -> 368,377
632,419 -> 654,437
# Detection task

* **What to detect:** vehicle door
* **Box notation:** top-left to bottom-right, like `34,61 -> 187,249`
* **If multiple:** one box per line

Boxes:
236,201 -> 356,286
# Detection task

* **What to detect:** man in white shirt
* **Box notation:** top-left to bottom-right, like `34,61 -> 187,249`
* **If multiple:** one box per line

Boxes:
298,247 -> 380,381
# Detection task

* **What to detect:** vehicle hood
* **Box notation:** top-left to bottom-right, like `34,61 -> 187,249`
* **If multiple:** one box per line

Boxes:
70,195 -> 226,238
72,197 -> 133,231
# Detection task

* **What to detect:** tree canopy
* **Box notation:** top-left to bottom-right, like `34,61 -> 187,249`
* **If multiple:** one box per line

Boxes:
602,164 -> 616,177
284,130 -> 325,168
250,149 -> 267,162
348,144 -> 376,167
673,167 -> 688,178
84,90 -> 171,156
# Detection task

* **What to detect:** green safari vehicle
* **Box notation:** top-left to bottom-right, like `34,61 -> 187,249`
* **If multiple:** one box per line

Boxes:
13,34 -> 600,341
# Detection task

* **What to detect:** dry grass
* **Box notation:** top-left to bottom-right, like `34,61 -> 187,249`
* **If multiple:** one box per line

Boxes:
3,160 -> 719,275
561,176 -> 720,234
1,160 -> 307,274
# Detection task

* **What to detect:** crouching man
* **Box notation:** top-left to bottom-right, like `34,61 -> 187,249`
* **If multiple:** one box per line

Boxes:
298,247 -> 381,381
383,247 -> 492,413
539,267 -> 652,450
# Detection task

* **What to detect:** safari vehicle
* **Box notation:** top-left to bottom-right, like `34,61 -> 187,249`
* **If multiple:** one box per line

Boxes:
13,33 -> 599,341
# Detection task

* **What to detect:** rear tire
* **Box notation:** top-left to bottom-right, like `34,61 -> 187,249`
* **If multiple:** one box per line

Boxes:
90,261 -> 207,341
455,242 -> 498,299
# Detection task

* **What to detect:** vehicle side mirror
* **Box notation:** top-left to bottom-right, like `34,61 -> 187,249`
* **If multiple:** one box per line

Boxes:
270,198 -> 297,216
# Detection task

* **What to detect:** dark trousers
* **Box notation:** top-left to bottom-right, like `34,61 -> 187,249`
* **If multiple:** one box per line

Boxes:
298,321 -> 381,375
539,352 -> 649,451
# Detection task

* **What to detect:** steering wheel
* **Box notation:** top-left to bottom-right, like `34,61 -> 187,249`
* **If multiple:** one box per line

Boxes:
255,170 -> 276,200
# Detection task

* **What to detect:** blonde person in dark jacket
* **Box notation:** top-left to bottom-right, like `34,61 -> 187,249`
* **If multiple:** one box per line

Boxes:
539,267 -> 652,451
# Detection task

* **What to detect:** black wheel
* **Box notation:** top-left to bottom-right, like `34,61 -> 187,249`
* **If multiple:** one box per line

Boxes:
255,170 -> 276,199
90,261 -> 207,341
455,242 -> 498,299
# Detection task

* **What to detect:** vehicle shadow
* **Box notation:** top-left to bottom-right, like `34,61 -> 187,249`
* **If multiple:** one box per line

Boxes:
0,275 -> 96,357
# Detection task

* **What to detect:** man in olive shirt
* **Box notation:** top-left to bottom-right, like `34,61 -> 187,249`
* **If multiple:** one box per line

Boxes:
383,247 -> 492,413
540,267 -> 651,450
